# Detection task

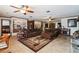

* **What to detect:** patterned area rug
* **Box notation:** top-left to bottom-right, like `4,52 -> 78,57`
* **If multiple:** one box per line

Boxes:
19,36 -> 53,52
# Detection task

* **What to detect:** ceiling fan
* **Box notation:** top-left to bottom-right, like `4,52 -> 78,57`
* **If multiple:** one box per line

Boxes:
48,16 -> 55,21
10,5 -> 34,15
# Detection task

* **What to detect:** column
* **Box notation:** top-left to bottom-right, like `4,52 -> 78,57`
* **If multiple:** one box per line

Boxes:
43,22 -> 45,31
10,18 -> 13,36
0,19 -> 1,36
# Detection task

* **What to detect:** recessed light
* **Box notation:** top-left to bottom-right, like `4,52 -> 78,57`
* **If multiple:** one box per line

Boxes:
30,16 -> 32,17
46,10 -> 50,13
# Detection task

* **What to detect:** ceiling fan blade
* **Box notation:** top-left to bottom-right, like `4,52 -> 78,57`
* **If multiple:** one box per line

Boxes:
14,10 -> 20,13
10,5 -> 21,9
27,10 -> 34,13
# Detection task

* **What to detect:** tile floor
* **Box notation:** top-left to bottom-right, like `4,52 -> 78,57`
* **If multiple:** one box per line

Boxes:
0,35 -> 71,53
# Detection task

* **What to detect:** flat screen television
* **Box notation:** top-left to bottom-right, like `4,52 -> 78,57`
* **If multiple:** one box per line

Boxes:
68,18 -> 77,27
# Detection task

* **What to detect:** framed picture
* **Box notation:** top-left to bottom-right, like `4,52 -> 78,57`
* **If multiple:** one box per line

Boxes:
68,19 -> 77,27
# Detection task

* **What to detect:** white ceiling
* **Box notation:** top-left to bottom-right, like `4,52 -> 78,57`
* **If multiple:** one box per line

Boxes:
0,5 -> 79,20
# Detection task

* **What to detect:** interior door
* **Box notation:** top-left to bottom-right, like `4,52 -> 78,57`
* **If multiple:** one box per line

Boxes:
27,20 -> 34,30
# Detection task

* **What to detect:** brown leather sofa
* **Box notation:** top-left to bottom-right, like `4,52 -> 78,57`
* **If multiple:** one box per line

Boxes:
17,28 -> 42,40
26,29 -> 42,38
41,29 -> 61,39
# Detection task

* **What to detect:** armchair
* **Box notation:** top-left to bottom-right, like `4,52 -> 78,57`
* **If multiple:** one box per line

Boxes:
0,34 -> 10,49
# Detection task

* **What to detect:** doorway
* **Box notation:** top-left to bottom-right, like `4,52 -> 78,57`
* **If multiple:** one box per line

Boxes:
1,19 -> 11,36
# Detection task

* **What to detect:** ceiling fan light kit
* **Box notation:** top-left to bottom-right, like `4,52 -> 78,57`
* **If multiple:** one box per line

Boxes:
20,10 -> 25,13
49,18 -> 51,21
23,13 -> 27,15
